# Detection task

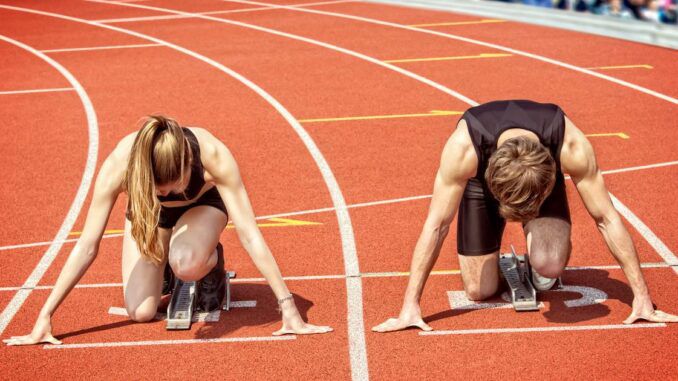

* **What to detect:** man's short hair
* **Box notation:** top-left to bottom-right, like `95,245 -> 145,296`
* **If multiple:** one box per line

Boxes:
485,136 -> 556,222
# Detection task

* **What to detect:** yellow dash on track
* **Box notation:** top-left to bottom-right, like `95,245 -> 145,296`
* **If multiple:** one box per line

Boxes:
384,53 -> 512,64
68,229 -> 124,236
227,217 -> 322,229
362,269 -> 461,278
68,218 -> 321,236
585,132 -> 630,139
409,19 -> 507,27
299,110 -> 463,123
587,64 -> 653,71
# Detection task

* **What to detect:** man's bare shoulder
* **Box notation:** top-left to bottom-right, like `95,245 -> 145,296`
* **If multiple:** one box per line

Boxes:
439,120 -> 478,182
561,116 -> 597,178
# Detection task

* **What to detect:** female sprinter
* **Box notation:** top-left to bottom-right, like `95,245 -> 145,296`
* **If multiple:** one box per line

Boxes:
4,115 -> 332,346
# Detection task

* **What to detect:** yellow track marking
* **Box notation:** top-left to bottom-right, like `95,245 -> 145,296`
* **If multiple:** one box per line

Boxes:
384,53 -> 512,64
585,132 -> 630,139
299,110 -> 462,123
69,218 -> 321,236
231,217 -> 323,228
587,65 -> 653,71
409,19 -> 507,27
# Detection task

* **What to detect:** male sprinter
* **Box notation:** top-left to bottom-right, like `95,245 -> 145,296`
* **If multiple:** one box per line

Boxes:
373,99 -> 677,332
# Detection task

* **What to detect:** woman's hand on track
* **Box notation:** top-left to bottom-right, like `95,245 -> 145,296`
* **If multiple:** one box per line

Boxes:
273,301 -> 333,336
3,315 -> 62,346
372,304 -> 432,333
623,296 -> 678,324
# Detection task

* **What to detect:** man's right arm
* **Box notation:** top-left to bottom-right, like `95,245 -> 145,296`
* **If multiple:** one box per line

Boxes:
372,121 -> 477,333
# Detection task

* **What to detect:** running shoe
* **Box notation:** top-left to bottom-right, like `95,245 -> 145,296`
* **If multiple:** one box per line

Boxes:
161,262 -> 175,295
531,268 -> 557,291
196,242 -> 225,312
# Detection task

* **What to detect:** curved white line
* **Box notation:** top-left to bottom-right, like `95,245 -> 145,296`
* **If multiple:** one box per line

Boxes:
228,0 -> 678,105
0,5 -> 358,359
0,35 -> 99,335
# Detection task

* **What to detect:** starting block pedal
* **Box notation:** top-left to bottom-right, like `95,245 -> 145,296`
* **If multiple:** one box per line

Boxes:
499,245 -> 539,312
166,279 -> 197,330
166,270 -> 237,330
222,271 -> 236,311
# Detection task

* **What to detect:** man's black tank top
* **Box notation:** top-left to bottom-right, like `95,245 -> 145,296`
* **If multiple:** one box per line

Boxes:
461,99 -> 566,182
157,128 -> 207,202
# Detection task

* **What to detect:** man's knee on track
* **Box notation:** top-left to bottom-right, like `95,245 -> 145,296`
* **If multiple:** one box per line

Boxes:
464,281 -> 497,301
529,243 -> 570,278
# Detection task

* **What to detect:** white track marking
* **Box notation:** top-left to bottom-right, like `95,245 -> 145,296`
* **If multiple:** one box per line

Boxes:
610,194 -> 678,274
0,6 -> 357,364
448,291 -> 514,310
0,263 -> 670,292
44,335 -> 296,349
228,0 -> 678,105
2,159 -> 677,253
229,300 -> 258,307
420,323 -> 666,336
41,43 -> 162,53
0,87 -> 74,95
449,285 -> 607,310
0,35 -> 98,336
93,0 -> 356,23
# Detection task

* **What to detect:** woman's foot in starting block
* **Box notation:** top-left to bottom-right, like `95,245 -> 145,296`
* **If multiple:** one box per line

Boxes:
196,242 -> 226,312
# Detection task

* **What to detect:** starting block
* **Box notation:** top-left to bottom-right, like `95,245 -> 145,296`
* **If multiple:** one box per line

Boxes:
166,270 -> 236,330
499,245 -> 562,312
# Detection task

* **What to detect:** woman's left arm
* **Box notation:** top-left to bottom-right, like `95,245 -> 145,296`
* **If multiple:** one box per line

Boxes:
200,129 -> 332,335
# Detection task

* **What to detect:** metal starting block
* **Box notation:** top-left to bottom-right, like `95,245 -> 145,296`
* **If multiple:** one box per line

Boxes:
166,271 -> 236,330
499,245 -> 538,311
499,245 -> 562,312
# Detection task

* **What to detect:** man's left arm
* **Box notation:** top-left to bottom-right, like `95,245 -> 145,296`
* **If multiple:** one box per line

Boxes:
562,118 -> 677,324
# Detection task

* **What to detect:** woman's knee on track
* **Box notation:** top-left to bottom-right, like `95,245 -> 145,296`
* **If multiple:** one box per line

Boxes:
168,243 -> 213,281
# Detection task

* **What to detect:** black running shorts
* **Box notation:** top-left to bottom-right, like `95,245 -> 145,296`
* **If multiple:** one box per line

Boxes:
126,186 -> 228,229
456,174 -> 570,256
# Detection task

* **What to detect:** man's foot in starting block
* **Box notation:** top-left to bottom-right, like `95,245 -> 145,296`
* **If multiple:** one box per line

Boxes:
499,248 -> 539,311
499,245 -> 563,312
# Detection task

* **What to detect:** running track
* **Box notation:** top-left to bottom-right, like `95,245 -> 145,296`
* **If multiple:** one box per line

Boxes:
0,0 -> 676,379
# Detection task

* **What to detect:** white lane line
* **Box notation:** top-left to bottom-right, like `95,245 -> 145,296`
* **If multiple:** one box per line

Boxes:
2,159 -> 678,253
41,43 -> 162,53
229,0 -> 678,105
44,335 -> 296,349
0,35 -> 98,336
599,160 -> 678,176
93,0 -> 356,23
2,3 -> 359,375
420,323 -> 666,336
610,194 -> 678,274
0,87 -> 74,95
0,263 -> 670,292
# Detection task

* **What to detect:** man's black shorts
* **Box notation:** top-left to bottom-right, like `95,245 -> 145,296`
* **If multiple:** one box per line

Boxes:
456,174 -> 571,256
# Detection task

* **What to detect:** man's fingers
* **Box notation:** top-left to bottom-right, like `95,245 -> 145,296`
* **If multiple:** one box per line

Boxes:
272,328 -> 292,336
623,313 -> 639,325
648,310 -> 678,323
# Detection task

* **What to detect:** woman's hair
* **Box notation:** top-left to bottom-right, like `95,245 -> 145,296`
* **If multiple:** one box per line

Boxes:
123,115 -> 191,265
485,136 -> 556,222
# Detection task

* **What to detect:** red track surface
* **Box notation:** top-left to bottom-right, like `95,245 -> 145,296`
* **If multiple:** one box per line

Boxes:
1,0 -> 676,379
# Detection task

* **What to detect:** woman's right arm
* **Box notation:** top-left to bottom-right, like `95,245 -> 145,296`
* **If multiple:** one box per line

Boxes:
4,146 -> 126,346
